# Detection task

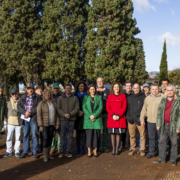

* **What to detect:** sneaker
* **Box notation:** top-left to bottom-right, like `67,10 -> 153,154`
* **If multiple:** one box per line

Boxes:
4,152 -> 12,158
19,153 -> 29,159
59,153 -> 64,158
65,152 -> 73,158
171,161 -> 177,166
15,153 -> 20,158
146,154 -> 155,159
141,150 -> 145,157
128,149 -> 136,156
153,159 -> 166,164
33,154 -> 39,159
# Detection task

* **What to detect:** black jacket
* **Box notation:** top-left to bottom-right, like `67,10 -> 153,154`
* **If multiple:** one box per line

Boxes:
126,91 -> 145,125
17,93 -> 42,125
97,88 -> 110,114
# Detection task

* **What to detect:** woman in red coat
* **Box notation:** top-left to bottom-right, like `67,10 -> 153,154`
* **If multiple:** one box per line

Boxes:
106,82 -> 127,155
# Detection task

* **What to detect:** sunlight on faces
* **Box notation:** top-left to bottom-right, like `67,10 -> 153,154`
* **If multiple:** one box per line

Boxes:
167,86 -> 175,98
35,89 -> 43,96
44,92 -> 51,100
11,93 -> 19,100
27,88 -> 34,96
151,86 -> 159,96
0,89 -> 3,96
113,84 -> 120,94
52,88 -> 59,95
89,87 -> 96,96
64,86 -> 72,95
78,83 -> 85,93
162,81 -> 169,90
133,84 -> 140,94
97,78 -> 104,88
125,83 -> 132,93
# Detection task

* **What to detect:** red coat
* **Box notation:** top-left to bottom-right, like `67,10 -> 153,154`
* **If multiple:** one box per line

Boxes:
106,94 -> 127,128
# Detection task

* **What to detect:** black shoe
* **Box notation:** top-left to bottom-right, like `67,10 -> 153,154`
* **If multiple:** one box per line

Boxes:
111,152 -> 115,155
153,159 -> 166,164
171,161 -> 177,166
146,154 -> 155,159
19,153 -> 29,159
115,152 -> 120,155
94,154 -> 98,157
33,154 -> 39,159
87,155 -> 91,158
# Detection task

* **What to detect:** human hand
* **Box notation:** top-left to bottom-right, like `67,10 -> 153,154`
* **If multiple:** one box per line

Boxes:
65,114 -> 70,119
113,115 -> 117,120
176,130 -> 180,134
90,115 -> 95,120
78,111 -> 84,117
157,126 -> 160,131
39,127 -> 43,132
25,111 -> 31,117
141,121 -> 145,127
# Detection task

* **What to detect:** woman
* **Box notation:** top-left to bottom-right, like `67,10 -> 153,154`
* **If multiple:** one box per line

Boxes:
37,88 -> 60,162
74,81 -> 88,154
106,82 -> 127,155
83,84 -> 103,158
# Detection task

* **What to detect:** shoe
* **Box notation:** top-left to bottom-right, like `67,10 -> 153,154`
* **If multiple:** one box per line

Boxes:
80,146 -> 85,154
15,153 -> 20,158
137,149 -> 140,154
19,153 -> 29,159
153,159 -> 166,164
111,152 -> 115,155
75,146 -> 80,154
57,149 -> 61,154
48,147 -> 54,160
4,152 -> 12,158
33,154 -> 39,159
50,149 -> 55,155
141,150 -> 145,157
171,161 -> 177,166
65,152 -> 73,158
43,148 -> 48,162
128,149 -> 136,156
146,154 -> 155,159
115,152 -> 120,155
104,149 -> 110,153
94,154 -> 98,157
59,153 -> 64,158
87,155 -> 91,158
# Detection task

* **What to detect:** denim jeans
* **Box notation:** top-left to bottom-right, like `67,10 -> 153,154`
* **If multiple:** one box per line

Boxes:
21,118 -> 39,154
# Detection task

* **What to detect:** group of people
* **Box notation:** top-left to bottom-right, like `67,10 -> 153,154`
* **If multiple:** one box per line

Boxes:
0,78 -> 180,166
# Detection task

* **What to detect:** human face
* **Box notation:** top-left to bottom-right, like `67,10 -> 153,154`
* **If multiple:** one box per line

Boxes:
113,84 -> 120,94
78,83 -> 85,93
35,89 -> 43,96
27,88 -> 34,96
133,84 -> 140,94
44,91 -> 51,100
167,86 -> 175,98
143,87 -> 150,95
11,93 -> 19,100
52,88 -> 59,95
125,83 -> 132,93
97,78 -> 104,89
89,87 -> 96,96
64,86 -> 72,95
0,89 -> 3,96
162,81 -> 169,90
151,86 -> 159,96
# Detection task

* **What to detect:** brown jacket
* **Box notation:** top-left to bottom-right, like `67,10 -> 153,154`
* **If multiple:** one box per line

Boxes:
37,100 -> 60,127
140,93 -> 165,123
57,93 -> 79,121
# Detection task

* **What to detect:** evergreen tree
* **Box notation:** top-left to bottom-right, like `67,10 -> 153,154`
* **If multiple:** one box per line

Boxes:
84,0 -> 140,84
133,38 -> 148,84
159,39 -> 168,85
41,0 -> 89,85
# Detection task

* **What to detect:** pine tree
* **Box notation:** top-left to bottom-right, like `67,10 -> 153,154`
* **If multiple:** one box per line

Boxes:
41,0 -> 89,85
133,38 -> 148,84
84,0 -> 140,84
159,39 -> 168,86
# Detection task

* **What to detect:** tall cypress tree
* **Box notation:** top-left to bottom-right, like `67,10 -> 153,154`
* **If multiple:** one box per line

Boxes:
41,0 -> 89,85
84,0 -> 140,84
133,38 -> 148,84
159,39 -> 168,85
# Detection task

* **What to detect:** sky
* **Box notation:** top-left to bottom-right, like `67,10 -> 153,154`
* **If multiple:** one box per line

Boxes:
132,0 -> 180,72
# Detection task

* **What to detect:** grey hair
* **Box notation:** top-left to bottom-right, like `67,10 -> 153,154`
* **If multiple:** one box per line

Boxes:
166,84 -> 176,91
97,77 -> 104,82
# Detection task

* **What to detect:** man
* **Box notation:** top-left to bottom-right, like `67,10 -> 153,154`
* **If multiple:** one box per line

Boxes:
0,86 -> 7,137
124,81 -> 133,98
153,84 -> 180,166
161,79 -> 170,94
126,83 -> 146,156
142,83 -> 150,97
140,84 -> 164,159
4,88 -> 21,158
97,77 -> 110,153
50,83 -> 61,155
35,86 -> 43,97
58,84 -> 79,158
17,83 -> 42,159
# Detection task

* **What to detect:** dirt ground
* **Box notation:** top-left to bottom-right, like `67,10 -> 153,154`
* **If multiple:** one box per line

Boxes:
0,133 -> 180,180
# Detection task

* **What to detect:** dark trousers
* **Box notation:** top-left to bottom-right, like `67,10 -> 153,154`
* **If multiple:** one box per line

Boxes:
147,122 -> 160,156
41,125 -> 55,148
76,130 -> 86,147
86,129 -> 100,148
61,120 -> 75,153
159,123 -> 178,162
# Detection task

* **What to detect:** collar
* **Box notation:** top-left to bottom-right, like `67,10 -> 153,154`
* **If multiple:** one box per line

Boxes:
97,87 -> 106,92
167,97 -> 174,101
27,94 -> 34,98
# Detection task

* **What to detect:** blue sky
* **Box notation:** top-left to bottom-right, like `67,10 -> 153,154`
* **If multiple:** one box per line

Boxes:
132,0 -> 180,72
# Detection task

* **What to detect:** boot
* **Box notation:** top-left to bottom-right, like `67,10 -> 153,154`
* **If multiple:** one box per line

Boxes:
80,146 -> 85,154
48,147 -> 54,160
50,149 -> 55,155
43,148 -> 48,162
75,146 -> 80,154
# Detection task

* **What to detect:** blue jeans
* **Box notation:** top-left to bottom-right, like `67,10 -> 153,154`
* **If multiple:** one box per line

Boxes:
139,135 -> 141,149
21,118 -> 39,154
64,125 -> 69,154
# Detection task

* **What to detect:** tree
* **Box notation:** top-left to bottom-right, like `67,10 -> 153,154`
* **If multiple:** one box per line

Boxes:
133,38 -> 148,84
41,0 -> 89,85
158,39 -> 168,85
84,0 -> 140,84
169,69 -> 180,85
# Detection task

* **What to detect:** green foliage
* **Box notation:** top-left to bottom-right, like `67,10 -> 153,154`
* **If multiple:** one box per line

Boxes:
169,69 -> 180,85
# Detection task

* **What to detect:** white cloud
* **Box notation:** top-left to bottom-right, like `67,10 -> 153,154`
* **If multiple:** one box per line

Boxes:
159,32 -> 180,48
153,0 -> 168,3
171,9 -> 175,16
133,0 -> 156,13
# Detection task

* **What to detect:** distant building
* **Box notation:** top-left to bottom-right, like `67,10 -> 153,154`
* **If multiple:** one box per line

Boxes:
145,77 -> 158,86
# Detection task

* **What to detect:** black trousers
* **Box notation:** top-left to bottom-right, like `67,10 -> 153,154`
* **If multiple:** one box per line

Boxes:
85,129 -> 100,148
41,125 -> 55,148
76,130 -> 86,147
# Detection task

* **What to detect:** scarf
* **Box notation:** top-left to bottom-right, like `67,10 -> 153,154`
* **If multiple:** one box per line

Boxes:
77,91 -> 87,98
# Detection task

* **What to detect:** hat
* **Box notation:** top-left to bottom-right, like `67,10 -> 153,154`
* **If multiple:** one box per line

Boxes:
52,83 -> 59,89
143,83 -> 150,88
35,85 -> 43,91
0,85 -> 3,89
27,83 -> 34,89
11,88 -> 18,94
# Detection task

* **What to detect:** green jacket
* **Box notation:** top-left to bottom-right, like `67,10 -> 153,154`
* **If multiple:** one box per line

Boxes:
0,96 -> 7,132
156,94 -> 180,135
83,95 -> 103,130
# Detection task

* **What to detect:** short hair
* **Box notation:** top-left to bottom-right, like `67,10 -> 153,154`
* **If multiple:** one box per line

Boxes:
150,83 -> 159,88
162,79 -> 170,83
87,84 -> 97,96
125,81 -> 132,87
64,83 -> 72,89
43,88 -> 53,100
110,82 -> 124,94
166,84 -> 176,91
74,81 -> 88,93
96,77 -> 104,82
133,83 -> 141,89
35,85 -> 43,91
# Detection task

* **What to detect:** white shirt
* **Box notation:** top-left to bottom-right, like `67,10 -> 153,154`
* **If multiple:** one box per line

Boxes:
47,102 -> 55,125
